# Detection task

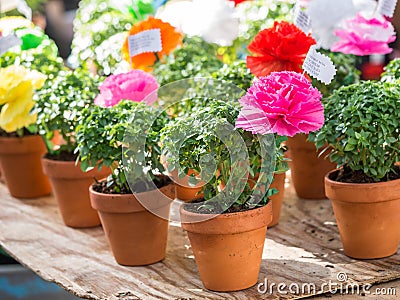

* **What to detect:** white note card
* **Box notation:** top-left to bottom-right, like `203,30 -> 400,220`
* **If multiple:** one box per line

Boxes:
303,46 -> 336,85
0,34 -> 22,56
377,0 -> 398,18
128,29 -> 162,57
294,5 -> 311,33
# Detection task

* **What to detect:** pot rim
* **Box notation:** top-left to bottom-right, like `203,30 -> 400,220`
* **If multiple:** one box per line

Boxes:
325,168 -> 400,189
89,179 -> 175,213
0,135 -> 40,141
0,135 -> 46,155
42,156 -> 79,165
42,157 -> 110,179
180,201 -> 272,235
325,168 -> 400,203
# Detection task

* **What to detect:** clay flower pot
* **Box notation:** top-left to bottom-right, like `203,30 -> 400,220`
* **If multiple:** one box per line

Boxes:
0,165 -> 4,184
0,135 -> 51,198
286,134 -> 335,199
170,168 -> 204,202
247,172 -> 286,227
42,158 -> 110,228
180,202 -> 272,292
90,181 -> 175,266
325,169 -> 400,259
268,172 -> 286,227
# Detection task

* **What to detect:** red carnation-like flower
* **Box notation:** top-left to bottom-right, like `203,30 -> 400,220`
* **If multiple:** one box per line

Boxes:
246,21 -> 316,77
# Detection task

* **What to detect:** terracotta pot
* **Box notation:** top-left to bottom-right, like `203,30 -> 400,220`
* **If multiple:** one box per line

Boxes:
42,158 -> 110,228
246,172 -> 286,227
90,181 -> 175,266
181,202 -> 272,291
286,134 -> 335,199
170,168 -> 204,202
325,169 -> 400,259
269,172 -> 286,227
51,130 -> 65,147
0,135 -> 51,198
0,165 -> 4,184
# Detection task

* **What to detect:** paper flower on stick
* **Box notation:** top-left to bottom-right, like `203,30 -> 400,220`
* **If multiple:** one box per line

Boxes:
0,65 -> 46,132
331,13 -> 396,55
94,70 -> 159,107
122,16 -> 182,72
246,21 -> 316,77
235,71 -> 324,137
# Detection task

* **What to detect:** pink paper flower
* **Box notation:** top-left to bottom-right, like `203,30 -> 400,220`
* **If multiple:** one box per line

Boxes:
235,71 -> 324,137
94,70 -> 159,107
331,13 -> 396,56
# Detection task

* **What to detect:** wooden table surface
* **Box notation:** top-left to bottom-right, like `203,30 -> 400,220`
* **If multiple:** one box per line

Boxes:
0,175 -> 399,300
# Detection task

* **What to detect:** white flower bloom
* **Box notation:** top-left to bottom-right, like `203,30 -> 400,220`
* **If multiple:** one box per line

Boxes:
306,0 -> 376,49
157,0 -> 239,46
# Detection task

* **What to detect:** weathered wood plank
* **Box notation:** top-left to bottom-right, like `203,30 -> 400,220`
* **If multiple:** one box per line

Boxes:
0,175 -> 399,300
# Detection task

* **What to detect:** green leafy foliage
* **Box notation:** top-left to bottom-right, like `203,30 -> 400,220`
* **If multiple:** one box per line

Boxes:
34,69 -> 102,154
311,50 -> 361,98
381,58 -> 400,82
70,0 -> 134,75
75,101 -> 169,193
0,31 -> 64,77
161,99 -> 275,212
153,37 -> 223,86
212,60 -> 254,90
310,81 -> 400,181
1,0 -> 46,15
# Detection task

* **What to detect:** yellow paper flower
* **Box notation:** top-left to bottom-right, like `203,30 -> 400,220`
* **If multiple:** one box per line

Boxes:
0,65 -> 46,132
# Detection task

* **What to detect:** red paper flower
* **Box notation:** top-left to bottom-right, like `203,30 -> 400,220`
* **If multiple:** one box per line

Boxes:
229,0 -> 249,5
246,21 -> 316,77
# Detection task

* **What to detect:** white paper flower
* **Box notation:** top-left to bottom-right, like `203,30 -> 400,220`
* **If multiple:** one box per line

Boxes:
157,0 -> 239,46
306,0 -> 376,49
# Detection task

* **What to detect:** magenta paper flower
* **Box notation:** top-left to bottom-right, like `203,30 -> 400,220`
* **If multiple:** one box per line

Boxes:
94,70 -> 159,107
331,13 -> 396,56
235,71 -> 324,137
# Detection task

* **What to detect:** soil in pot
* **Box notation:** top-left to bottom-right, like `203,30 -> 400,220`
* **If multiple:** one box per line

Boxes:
180,201 -> 272,292
90,176 -> 175,266
325,167 -> 400,259
42,152 -> 110,228
0,135 -> 51,198
286,134 -> 335,199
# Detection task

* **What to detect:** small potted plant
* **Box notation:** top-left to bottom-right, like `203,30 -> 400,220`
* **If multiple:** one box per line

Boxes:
75,100 -> 175,266
0,65 -> 51,198
289,50 -> 360,199
311,80 -> 400,259
34,69 -> 110,228
161,99 -> 274,292
161,71 -> 324,291
212,61 -> 290,226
